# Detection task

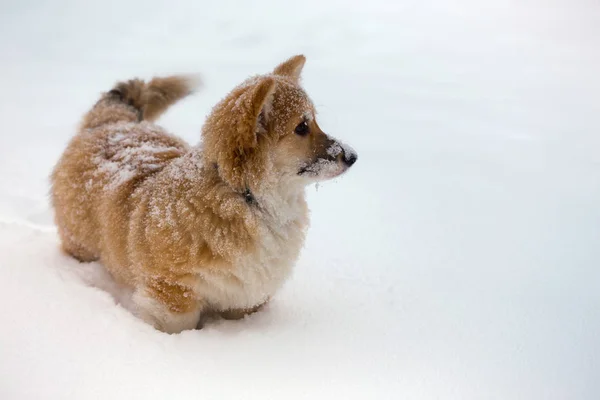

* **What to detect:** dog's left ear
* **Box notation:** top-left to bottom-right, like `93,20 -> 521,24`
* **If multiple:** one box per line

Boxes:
208,77 -> 276,190
235,77 -> 276,149
273,55 -> 306,83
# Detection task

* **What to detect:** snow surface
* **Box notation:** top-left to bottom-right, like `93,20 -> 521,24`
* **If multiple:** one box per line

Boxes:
1,0 -> 599,399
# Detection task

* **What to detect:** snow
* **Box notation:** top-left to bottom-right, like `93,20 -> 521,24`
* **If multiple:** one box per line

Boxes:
1,0 -> 599,399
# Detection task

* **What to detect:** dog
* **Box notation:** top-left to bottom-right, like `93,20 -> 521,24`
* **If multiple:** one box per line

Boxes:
51,55 -> 357,333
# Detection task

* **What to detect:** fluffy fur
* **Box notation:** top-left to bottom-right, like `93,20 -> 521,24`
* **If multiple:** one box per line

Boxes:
51,55 -> 357,333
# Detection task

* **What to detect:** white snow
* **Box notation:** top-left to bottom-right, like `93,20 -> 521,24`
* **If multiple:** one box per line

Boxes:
1,0 -> 599,399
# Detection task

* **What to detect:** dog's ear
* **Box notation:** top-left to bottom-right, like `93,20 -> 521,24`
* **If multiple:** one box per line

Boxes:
234,77 -> 276,149
205,77 -> 276,190
273,55 -> 306,83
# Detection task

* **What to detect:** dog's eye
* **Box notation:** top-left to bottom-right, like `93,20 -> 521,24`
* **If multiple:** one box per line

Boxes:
294,121 -> 310,136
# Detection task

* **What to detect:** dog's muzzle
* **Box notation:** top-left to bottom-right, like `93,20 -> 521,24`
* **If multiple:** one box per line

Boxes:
326,138 -> 358,167
342,148 -> 358,167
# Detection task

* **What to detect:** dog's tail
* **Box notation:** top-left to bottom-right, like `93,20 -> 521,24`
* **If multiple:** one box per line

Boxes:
81,75 -> 201,130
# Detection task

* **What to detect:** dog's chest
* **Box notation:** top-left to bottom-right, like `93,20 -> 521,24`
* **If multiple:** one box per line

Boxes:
198,207 -> 308,310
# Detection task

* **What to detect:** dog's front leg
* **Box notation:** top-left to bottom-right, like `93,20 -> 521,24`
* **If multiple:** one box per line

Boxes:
132,281 -> 204,334
219,298 -> 269,320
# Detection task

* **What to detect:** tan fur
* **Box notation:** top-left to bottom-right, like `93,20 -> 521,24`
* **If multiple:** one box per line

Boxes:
273,55 -> 306,83
51,55 -> 357,333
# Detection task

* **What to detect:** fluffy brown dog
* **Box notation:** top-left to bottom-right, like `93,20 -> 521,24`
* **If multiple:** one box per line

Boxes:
51,55 -> 357,333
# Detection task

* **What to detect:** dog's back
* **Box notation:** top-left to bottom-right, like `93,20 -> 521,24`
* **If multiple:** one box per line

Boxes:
51,76 -> 198,277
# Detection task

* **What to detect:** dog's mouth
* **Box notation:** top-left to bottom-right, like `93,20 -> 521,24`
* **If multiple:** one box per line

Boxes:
298,141 -> 357,180
298,159 -> 348,180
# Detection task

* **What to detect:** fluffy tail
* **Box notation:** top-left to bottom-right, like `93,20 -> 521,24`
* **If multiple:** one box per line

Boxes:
82,75 -> 201,129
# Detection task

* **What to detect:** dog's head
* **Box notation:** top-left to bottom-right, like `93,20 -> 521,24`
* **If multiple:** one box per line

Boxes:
202,55 -> 357,194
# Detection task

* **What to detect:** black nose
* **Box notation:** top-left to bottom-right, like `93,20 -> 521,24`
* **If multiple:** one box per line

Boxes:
343,152 -> 357,167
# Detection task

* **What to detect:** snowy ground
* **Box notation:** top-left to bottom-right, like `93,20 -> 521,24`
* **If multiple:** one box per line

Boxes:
1,0 -> 599,399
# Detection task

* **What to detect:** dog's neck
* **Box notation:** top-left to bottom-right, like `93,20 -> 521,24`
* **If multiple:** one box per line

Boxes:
250,175 -> 307,224
200,149 -> 307,225
242,188 -> 257,206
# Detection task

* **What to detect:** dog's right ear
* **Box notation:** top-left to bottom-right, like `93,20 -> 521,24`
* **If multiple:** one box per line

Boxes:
273,55 -> 306,83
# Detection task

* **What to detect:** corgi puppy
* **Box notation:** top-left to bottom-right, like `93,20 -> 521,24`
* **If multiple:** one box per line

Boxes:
51,55 -> 357,333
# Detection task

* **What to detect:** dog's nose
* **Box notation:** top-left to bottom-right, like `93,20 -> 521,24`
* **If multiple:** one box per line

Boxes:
343,151 -> 357,167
